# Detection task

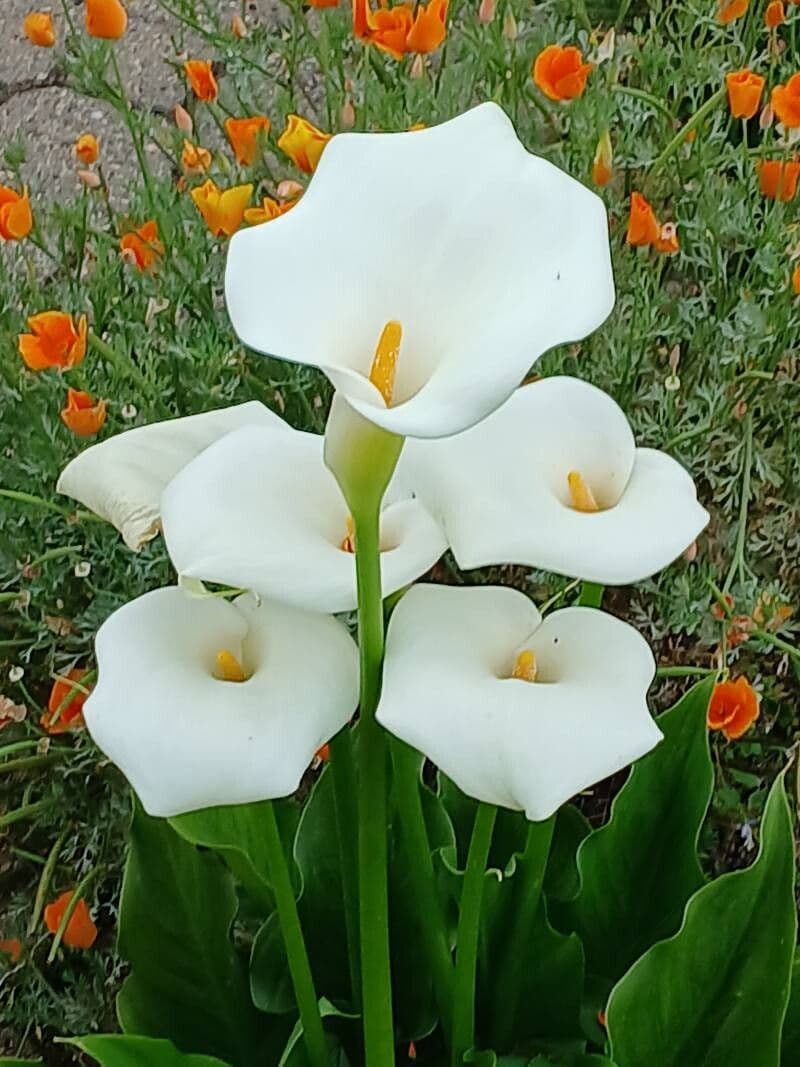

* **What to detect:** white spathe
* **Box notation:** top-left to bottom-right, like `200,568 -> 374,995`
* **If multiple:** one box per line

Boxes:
85,586 -> 359,817
376,584 -> 661,821
161,424 -> 447,613
399,376 -> 709,585
225,103 -> 615,440
57,402 -> 286,550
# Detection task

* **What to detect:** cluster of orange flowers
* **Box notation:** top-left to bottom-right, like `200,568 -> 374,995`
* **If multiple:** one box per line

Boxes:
24,0 -> 128,46
1,887 -> 97,967
717,0 -> 800,25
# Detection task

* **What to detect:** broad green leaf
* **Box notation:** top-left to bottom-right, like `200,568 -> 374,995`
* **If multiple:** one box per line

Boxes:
608,769 -> 797,1067
544,805 -> 591,903
277,997 -> 357,1067
117,804 -> 268,1067
65,1035 -> 231,1066
782,951 -> 800,1065
565,678 -> 714,985
171,799 -> 300,912
0,1060 -> 42,1065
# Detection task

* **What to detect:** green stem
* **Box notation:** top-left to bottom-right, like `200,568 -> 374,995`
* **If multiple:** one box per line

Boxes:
262,801 -> 329,1067
353,501 -> 396,1067
46,866 -> 101,963
451,802 -> 497,1066
647,87 -> 725,184
0,798 -> 55,829
29,828 -> 69,935
328,726 -> 362,1008
88,331 -> 170,417
391,739 -> 454,1034
723,410 -> 753,594
656,665 -> 718,678
577,581 -> 604,609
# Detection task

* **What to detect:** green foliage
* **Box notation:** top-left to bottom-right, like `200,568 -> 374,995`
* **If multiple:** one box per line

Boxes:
607,769 -> 797,1066
563,677 -> 715,986
116,804 -> 266,1067
782,951 -> 800,1066
65,1035 -> 231,1066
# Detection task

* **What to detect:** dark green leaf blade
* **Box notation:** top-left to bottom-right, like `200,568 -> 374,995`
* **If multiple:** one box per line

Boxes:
607,769 -> 797,1067
65,1035 -> 231,1066
781,950 -> 800,1065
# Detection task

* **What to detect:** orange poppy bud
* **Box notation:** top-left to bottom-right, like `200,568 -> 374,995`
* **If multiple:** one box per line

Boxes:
707,676 -> 760,740
181,139 -> 211,176
757,158 -> 800,200
502,8 -> 517,38
75,133 -> 99,165
341,99 -> 356,128
190,179 -> 253,237
276,179 -> 304,200
77,168 -> 102,188
410,53 -> 426,78
184,59 -> 218,103
626,192 -> 661,246
23,11 -> 56,47
717,0 -> 748,22
725,69 -> 765,120
119,219 -> 163,271
591,129 -> 613,186
478,0 -> 496,23
224,115 -> 271,166
42,667 -> 92,733
406,0 -> 448,53
0,938 -> 23,963
765,0 -> 785,25
277,115 -> 332,174
654,221 -> 680,255
85,0 -> 128,39
174,104 -> 194,134
0,185 -> 33,242
44,891 -> 98,949
532,45 -> 593,102
18,311 -> 88,372
771,73 -> 800,128
61,389 -> 107,437
230,13 -> 248,36
792,263 -> 800,294
244,196 -> 297,226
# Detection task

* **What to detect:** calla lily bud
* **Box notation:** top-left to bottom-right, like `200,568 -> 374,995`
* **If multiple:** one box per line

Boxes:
324,394 -> 404,514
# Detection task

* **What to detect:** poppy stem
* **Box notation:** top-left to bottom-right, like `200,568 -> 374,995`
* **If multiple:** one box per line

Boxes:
647,86 -> 726,185
29,829 -> 69,936
451,802 -> 497,1066
262,800 -> 329,1067
46,867 -> 101,964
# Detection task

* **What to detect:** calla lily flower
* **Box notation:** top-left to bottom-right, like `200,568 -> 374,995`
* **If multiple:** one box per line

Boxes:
57,402 -> 285,550
225,103 -> 614,440
400,376 -> 709,585
161,423 -> 447,612
376,584 -> 661,820
85,587 -> 359,817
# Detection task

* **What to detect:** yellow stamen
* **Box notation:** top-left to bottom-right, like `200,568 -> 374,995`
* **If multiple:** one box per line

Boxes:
567,470 -> 600,513
340,514 -> 356,553
216,649 -> 247,682
368,320 -> 402,406
511,649 -> 538,682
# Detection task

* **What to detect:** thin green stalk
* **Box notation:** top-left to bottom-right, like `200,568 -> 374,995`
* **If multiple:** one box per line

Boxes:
656,665 -> 718,678
29,829 -> 69,936
328,726 -> 362,1008
0,489 -> 72,518
353,501 -> 396,1066
262,801 -> 329,1067
723,411 -> 753,594
88,331 -> 170,416
0,754 -> 65,777
451,802 -> 497,1066
0,798 -> 55,829
646,87 -> 725,184
577,581 -> 604,609
391,739 -> 454,1034
46,866 -> 101,963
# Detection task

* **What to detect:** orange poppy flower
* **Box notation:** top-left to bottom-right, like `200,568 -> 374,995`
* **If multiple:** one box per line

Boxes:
0,186 -> 33,242
61,389 -> 107,437
44,892 -> 98,949
792,263 -> 800,294
224,115 -> 271,166
184,60 -> 218,102
765,0 -> 785,25
717,0 -> 748,22
309,0 -> 339,7
18,311 -> 88,372
725,70 -> 765,119
654,222 -> 680,254
244,196 -> 297,226
181,140 -> 211,176
707,676 -> 760,740
592,130 -> 613,186
315,742 -> 331,762
532,45 -> 593,102
758,158 -> 800,199
191,180 -> 253,237
85,0 -> 128,39
75,133 -> 99,165
772,73 -> 800,128
41,668 -> 92,733
353,0 -> 448,59
626,192 -> 661,246
277,115 -> 332,174
0,938 -> 23,963
23,11 -> 56,46
120,220 -> 163,271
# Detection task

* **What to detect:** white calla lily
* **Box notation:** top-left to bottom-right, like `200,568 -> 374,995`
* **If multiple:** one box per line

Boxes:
376,584 -> 661,821
225,103 -> 614,440
85,586 -> 358,817
161,424 -> 447,613
400,376 -> 709,585
57,402 -> 286,550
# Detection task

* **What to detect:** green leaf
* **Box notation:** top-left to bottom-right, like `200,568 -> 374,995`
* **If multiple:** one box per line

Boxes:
170,799 -> 300,913
277,997 -> 357,1067
564,678 -> 714,985
65,1035 -> 231,1066
782,950 -> 800,1065
544,805 -> 591,903
0,1060 -> 42,1065
117,804 -> 269,1067
607,769 -> 797,1067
